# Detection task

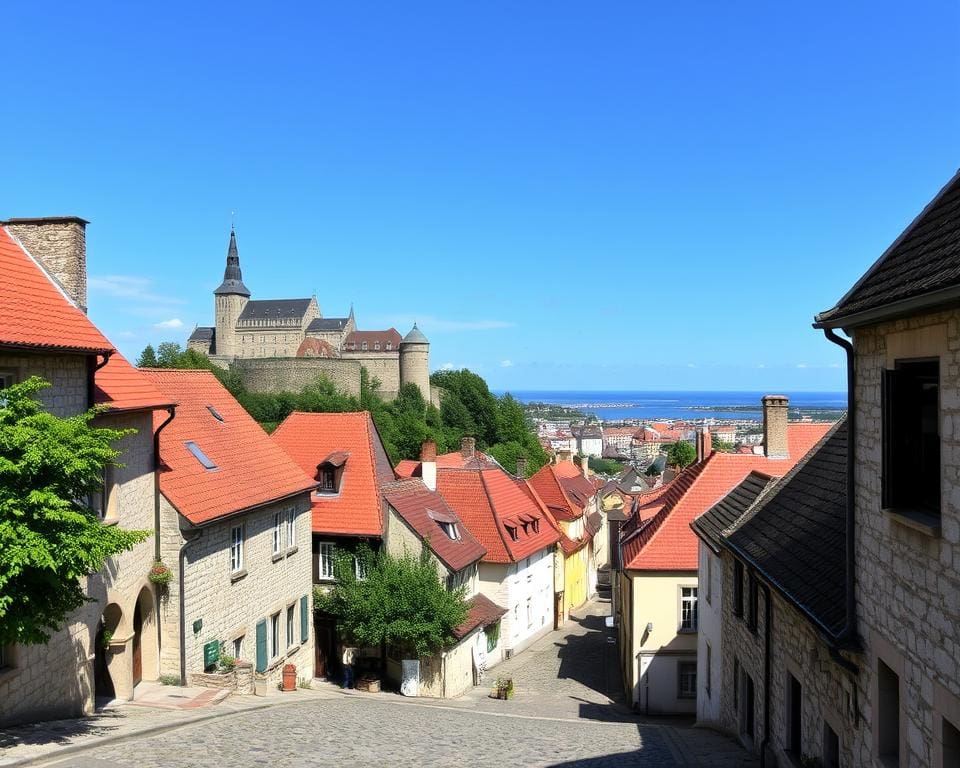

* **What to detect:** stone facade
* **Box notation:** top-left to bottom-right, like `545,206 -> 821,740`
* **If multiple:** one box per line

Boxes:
3,218 -> 87,310
0,351 -> 89,417
158,493 -> 314,689
231,357 -> 363,397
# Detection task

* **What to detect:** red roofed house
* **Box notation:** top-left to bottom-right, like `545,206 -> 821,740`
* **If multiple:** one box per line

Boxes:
0,219 -> 176,726
529,457 -> 606,625
143,369 -> 317,690
617,398 -> 832,714
435,453 -> 562,660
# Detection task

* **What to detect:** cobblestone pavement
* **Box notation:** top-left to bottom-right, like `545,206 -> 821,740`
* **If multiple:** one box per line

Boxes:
11,596 -> 757,768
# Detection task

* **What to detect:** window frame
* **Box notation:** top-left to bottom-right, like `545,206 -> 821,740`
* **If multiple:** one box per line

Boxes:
679,586 -> 698,632
270,612 -> 281,660
733,560 -> 744,617
286,604 -> 296,649
747,572 -> 759,632
354,554 -> 367,581
705,642 -> 712,699
677,660 -> 697,699
318,541 -> 335,581
230,524 -> 244,573
233,635 -> 244,661
286,509 -> 296,550
272,513 -> 283,555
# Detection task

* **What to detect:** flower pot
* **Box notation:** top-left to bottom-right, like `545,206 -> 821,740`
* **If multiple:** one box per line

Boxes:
282,663 -> 297,692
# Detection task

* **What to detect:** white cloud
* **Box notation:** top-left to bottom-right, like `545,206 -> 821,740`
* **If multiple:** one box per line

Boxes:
796,363 -> 809,369
154,318 -> 184,330
441,362 -> 456,371
500,359 -> 514,368
90,275 -> 186,305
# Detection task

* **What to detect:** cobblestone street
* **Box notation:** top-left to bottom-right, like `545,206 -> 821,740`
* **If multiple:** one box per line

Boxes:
11,597 -> 758,768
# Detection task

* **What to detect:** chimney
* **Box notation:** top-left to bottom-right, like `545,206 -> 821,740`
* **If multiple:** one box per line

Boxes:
3,217 -> 89,312
516,456 -> 528,478
762,395 -> 789,459
696,426 -> 713,464
420,440 -> 437,491
558,449 -> 572,464
573,454 -> 589,479
460,437 -> 476,460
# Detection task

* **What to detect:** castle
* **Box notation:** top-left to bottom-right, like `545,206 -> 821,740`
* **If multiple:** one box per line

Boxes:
188,229 -> 431,402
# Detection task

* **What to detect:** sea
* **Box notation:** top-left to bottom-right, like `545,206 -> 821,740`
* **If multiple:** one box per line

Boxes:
502,390 -> 847,422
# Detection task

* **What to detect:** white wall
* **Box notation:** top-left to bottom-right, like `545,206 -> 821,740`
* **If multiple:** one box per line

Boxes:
478,546 -> 554,657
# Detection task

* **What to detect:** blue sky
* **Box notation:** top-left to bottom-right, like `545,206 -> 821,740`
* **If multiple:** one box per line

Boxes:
1,2 -> 957,391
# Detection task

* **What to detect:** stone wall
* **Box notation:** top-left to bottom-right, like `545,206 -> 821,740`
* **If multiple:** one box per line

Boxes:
4,219 -> 87,310
232,357 -> 363,397
161,493 -> 315,689
344,352 -> 401,398
0,351 -> 89,417
849,308 -> 960,767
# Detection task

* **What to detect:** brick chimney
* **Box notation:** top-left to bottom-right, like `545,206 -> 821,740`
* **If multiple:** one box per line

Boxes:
696,426 -> 713,464
762,395 -> 789,459
420,440 -> 437,491
460,437 -> 476,460
3,217 -> 89,312
558,449 -> 573,464
516,456 -> 528,478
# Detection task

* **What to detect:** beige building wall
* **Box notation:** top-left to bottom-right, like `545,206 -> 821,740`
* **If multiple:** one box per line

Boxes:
622,570 -> 699,714
0,352 -> 89,417
159,493 -> 314,688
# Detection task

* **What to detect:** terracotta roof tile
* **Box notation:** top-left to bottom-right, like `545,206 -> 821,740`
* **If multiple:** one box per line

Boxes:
94,353 -> 174,412
0,227 -> 112,353
452,593 -> 508,640
382,478 -> 486,572
143,370 -> 316,525
271,411 -> 395,537
622,423 -> 832,571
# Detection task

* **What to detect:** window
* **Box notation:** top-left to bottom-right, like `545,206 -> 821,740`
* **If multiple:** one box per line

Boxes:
706,555 -> 712,605
823,722 -> 840,768
733,657 -> 740,710
747,572 -> 759,632
526,597 -> 533,628
361,341 -> 368,351
230,525 -> 244,572
354,555 -> 367,581
270,612 -> 280,659
884,359 -> 940,514
680,587 -> 698,631
739,668 -> 755,742
0,371 -> 15,389
185,440 -> 217,470
506,525 -> 518,541
319,467 -> 336,492
318,542 -> 335,580
787,673 -> 802,756
374,342 -> 380,351
733,560 -> 744,617
705,642 -> 712,699
532,519 -> 540,533
206,405 -> 225,422
273,513 -> 283,555
386,342 -> 392,351
287,605 -> 296,649
878,659 -> 901,765
233,636 -> 244,661
286,509 -> 296,549
678,660 -> 697,699
439,521 -> 459,541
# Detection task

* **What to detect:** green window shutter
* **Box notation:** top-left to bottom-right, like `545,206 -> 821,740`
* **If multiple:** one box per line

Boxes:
255,619 -> 267,673
300,594 -> 309,644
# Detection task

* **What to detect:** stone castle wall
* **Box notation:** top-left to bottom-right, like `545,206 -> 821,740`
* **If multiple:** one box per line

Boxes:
231,357 -> 363,397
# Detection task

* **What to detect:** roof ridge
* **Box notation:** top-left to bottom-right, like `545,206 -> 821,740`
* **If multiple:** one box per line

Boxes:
478,468 -> 517,561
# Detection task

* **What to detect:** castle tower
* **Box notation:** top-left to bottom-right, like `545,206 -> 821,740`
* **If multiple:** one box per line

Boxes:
399,323 -> 430,403
213,227 -> 250,359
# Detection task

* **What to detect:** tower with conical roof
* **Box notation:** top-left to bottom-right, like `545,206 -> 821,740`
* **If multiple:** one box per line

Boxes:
213,227 -> 250,359
399,323 -> 430,403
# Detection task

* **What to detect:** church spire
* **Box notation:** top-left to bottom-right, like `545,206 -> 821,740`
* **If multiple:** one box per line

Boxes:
214,226 -> 251,297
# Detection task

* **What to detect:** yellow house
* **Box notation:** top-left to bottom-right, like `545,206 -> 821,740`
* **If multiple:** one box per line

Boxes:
529,458 -> 602,625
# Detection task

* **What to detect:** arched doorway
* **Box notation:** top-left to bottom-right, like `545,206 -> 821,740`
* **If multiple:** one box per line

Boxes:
132,601 -> 143,686
95,603 -> 123,701
133,586 -> 159,684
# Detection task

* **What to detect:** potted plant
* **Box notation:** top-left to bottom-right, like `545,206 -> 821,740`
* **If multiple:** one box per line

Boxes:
148,560 -> 172,588
494,677 -> 514,700
101,628 -> 113,649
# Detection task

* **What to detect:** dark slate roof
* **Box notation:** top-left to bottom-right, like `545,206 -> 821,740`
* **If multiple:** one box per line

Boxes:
238,298 -> 312,321
188,326 -> 214,342
690,471 -> 777,554
214,229 -> 251,297
402,323 -> 429,344
724,418 -> 848,637
306,317 -> 349,333
816,170 -> 960,327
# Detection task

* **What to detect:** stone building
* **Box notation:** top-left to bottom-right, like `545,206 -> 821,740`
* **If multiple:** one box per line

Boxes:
142,369 -> 317,689
0,218 -> 173,725
188,229 -> 431,403
617,413 -> 830,715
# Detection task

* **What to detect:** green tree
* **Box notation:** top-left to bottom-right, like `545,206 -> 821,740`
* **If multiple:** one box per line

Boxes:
666,441 -> 697,470
430,370 -> 498,446
0,378 -> 150,645
136,344 -> 158,367
496,394 -> 528,445
588,456 -> 625,475
315,547 -> 468,659
644,462 -> 661,477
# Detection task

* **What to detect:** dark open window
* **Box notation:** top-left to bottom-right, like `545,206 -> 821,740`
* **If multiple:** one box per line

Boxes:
884,359 -> 940,515
787,673 -> 802,755
747,572 -> 759,632
320,468 -> 336,492
733,560 -> 744,617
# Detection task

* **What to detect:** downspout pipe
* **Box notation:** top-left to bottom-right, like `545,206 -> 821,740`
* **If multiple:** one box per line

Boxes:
88,351 -> 113,408
822,328 -> 856,644
759,582 -> 772,768
153,406 -> 176,561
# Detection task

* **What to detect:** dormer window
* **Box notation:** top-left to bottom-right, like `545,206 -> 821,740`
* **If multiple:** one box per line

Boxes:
320,468 -> 336,492
361,341 -> 368,351
532,519 -> 540,533
374,342 -> 381,351
439,521 -> 460,541
386,342 -> 392,351
506,525 -> 518,542
315,451 -> 348,494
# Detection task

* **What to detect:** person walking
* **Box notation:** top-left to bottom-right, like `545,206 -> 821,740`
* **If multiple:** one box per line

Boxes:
341,644 -> 357,689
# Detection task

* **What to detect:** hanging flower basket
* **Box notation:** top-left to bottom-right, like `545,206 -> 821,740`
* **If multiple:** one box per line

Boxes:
148,560 -> 173,587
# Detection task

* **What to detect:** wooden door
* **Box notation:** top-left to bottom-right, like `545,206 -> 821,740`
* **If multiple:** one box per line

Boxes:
132,602 -> 143,686
314,617 -> 331,678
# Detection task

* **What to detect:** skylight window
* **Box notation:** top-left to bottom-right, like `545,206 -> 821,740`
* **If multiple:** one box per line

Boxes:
439,521 -> 460,541
185,441 -> 217,470
206,405 -> 225,422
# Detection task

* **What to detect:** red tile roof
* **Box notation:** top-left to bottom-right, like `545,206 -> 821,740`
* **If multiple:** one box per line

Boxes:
395,448 -> 499,478
452,593 -> 508,641
0,227 -> 112,353
528,460 -> 595,522
94,352 -> 174,412
382,478 -> 486,572
622,423 -> 833,571
395,459 -> 420,478
271,411 -> 396,537
436,467 -> 560,564
143,370 -> 316,526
